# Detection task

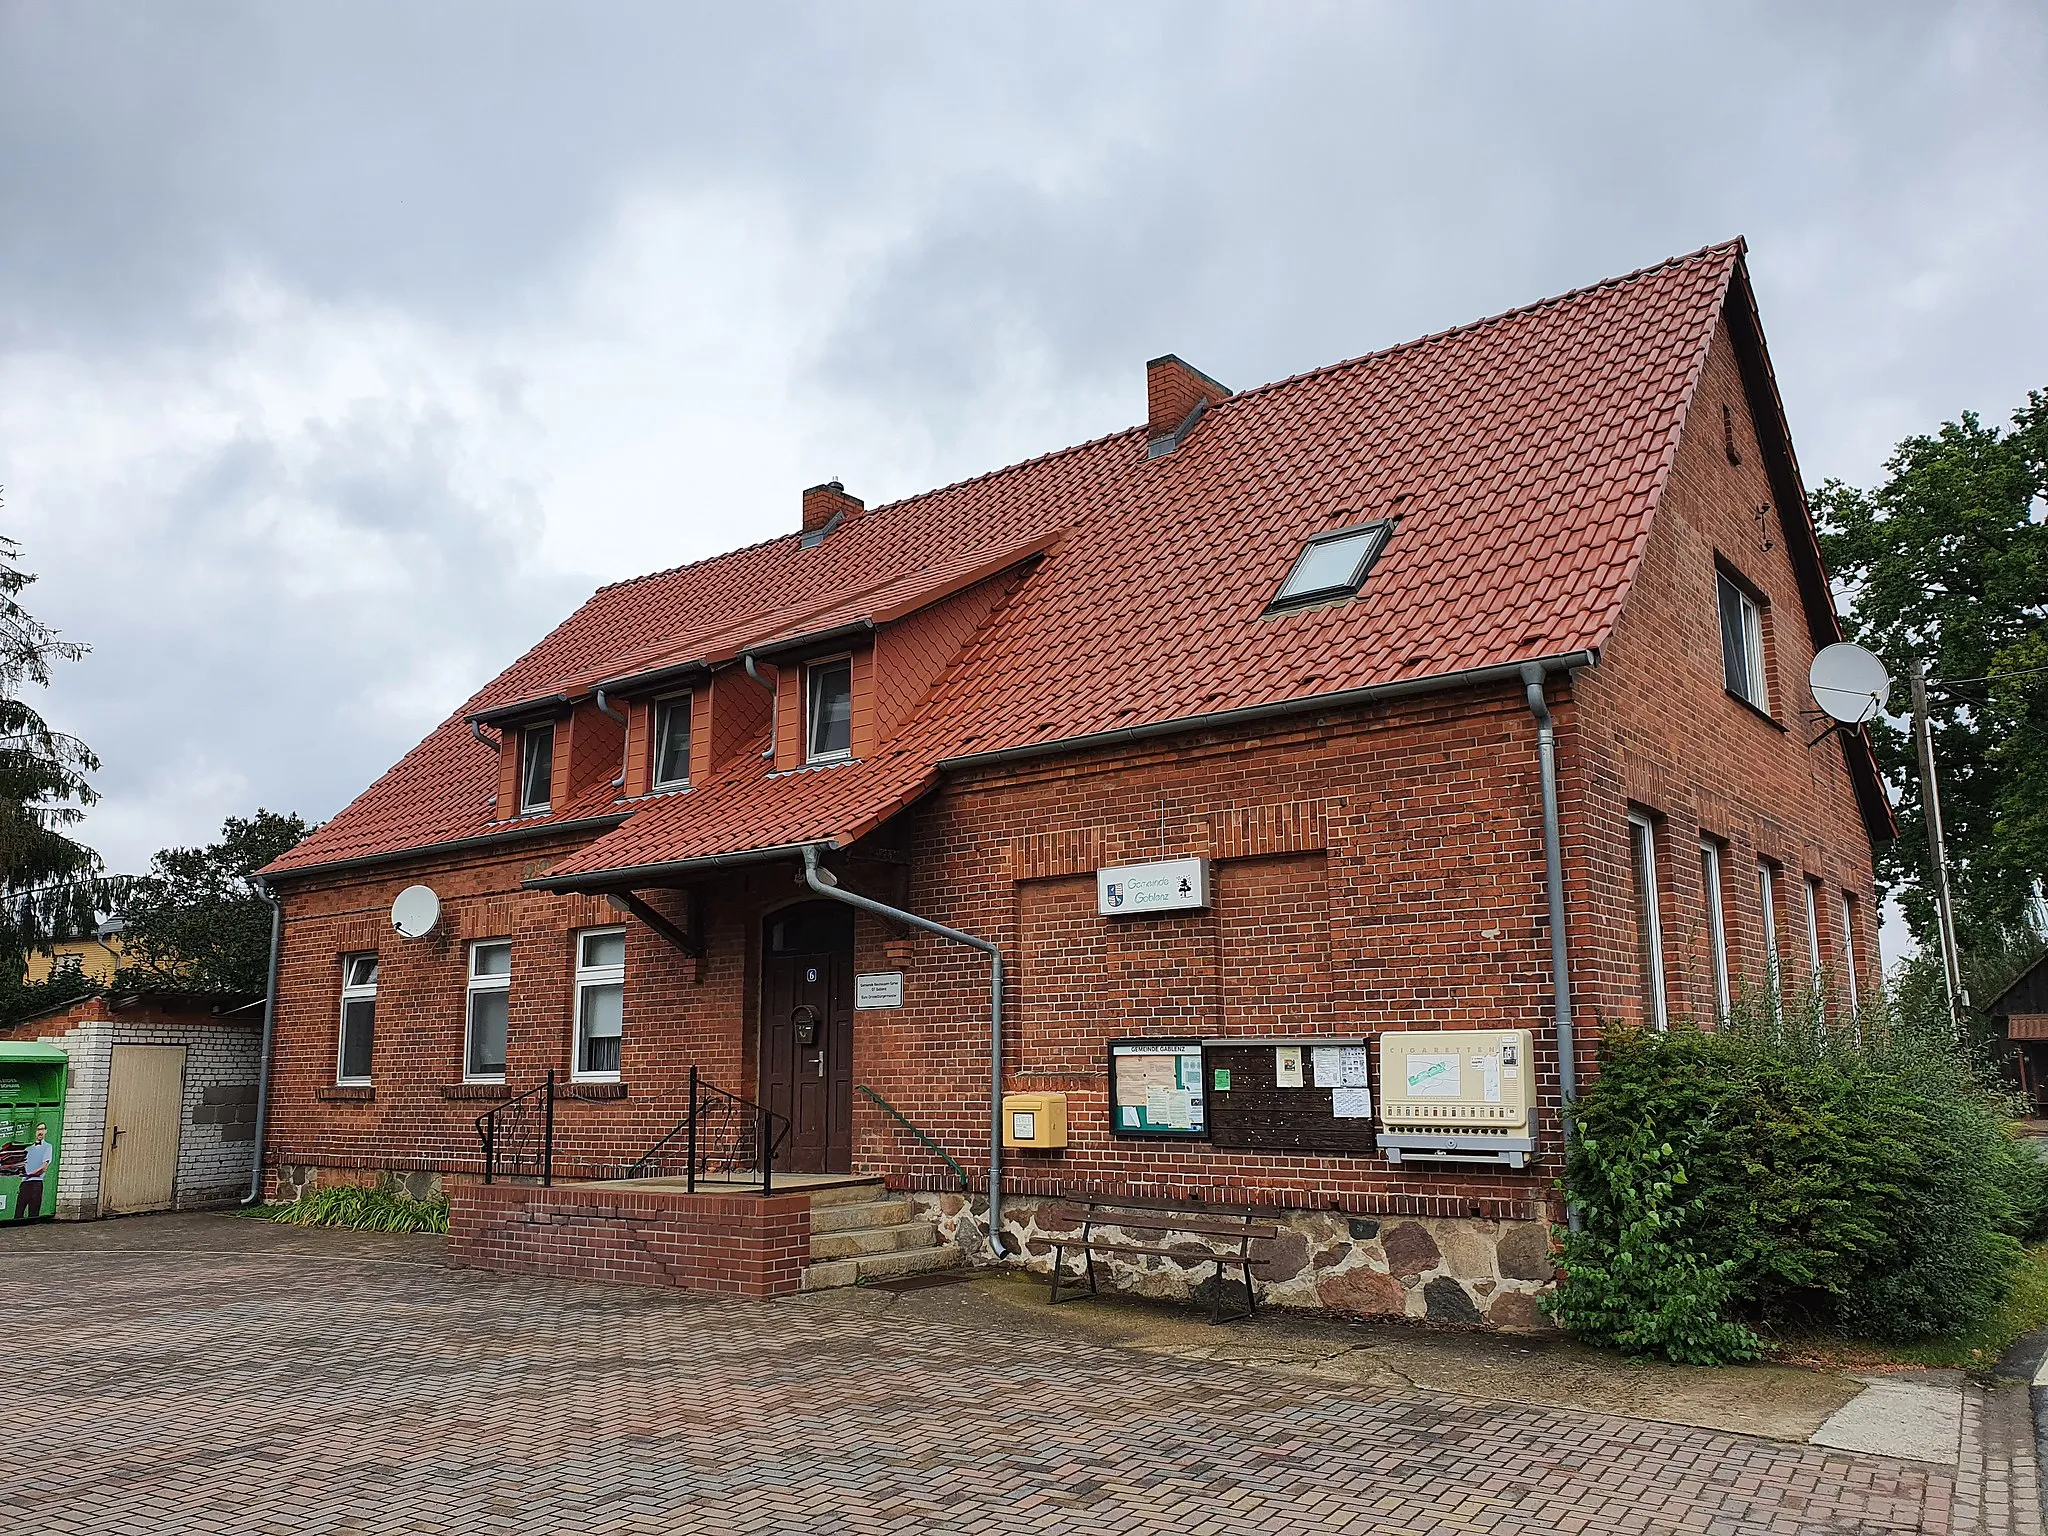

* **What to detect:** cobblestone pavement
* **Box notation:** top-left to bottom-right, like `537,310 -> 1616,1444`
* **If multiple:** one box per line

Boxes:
7,1225 -> 1957,1535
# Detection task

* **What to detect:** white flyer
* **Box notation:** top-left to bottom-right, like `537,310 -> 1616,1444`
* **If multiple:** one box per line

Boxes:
1331,1086 -> 1373,1119
1311,1045 -> 1344,1087
1275,1045 -> 1305,1088
1146,1084 -> 1191,1128
1339,1044 -> 1370,1088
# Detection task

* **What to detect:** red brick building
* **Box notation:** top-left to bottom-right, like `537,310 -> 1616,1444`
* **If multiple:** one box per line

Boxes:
257,241 -> 1891,1320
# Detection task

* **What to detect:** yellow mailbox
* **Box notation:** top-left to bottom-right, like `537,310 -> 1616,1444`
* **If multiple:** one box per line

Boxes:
1002,1092 -> 1068,1149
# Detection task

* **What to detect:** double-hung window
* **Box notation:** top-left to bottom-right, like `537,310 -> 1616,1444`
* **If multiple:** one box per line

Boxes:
1628,813 -> 1667,1029
337,953 -> 378,1084
573,928 -> 626,1080
1803,877 -> 1826,1002
466,941 -> 512,1080
1717,571 -> 1769,713
1840,892 -> 1862,1014
1757,861 -> 1783,1018
1700,837 -> 1731,1020
652,694 -> 692,790
806,657 -> 853,763
520,723 -> 555,814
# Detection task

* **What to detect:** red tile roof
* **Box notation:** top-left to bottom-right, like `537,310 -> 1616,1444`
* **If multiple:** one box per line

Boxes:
266,241 -> 1756,881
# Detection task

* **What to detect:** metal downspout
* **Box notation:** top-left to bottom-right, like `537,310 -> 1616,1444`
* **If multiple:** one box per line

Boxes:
799,845 -> 1009,1258
241,885 -> 285,1205
594,688 -> 629,789
743,655 -> 777,762
1521,662 -> 1581,1233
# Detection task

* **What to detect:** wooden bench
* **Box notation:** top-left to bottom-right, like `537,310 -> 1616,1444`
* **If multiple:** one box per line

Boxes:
1042,1197 -> 1280,1323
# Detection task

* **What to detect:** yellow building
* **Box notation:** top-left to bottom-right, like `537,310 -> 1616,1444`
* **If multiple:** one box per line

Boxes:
24,934 -> 126,987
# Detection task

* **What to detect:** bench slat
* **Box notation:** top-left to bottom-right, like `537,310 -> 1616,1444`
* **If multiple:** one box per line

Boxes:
1044,1212 -> 1279,1242
1057,1241 -> 1254,1263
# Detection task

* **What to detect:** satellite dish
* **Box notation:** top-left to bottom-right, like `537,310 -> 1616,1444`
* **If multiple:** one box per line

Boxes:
1810,642 -> 1891,725
391,884 -> 442,939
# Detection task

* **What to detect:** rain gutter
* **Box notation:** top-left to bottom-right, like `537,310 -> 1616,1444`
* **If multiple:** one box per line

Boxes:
242,885 -> 283,1206
936,652 -> 1599,772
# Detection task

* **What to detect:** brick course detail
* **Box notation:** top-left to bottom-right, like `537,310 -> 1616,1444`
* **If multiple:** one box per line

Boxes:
448,1182 -> 812,1296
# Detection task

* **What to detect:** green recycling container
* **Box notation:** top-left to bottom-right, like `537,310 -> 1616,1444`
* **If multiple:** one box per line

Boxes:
0,1043 -> 67,1223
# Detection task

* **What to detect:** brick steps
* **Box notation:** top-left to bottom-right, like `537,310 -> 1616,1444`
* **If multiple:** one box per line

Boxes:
799,1181 -> 958,1290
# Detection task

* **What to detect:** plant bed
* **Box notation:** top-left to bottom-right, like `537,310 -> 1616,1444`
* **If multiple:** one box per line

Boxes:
244,1186 -> 450,1234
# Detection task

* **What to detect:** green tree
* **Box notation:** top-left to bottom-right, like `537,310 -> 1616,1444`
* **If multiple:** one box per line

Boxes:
116,810 -> 313,995
0,526 -> 106,962
1814,390 -> 2048,949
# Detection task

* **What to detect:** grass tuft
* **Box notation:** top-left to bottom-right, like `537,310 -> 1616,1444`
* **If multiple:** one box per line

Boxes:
248,1185 -> 450,1234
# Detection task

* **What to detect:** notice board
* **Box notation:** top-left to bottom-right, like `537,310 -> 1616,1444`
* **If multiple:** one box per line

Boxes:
1108,1039 -> 1207,1138
1205,1037 -> 1378,1155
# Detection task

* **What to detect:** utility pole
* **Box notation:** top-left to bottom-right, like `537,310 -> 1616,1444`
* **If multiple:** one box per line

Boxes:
1909,652 -> 1966,1034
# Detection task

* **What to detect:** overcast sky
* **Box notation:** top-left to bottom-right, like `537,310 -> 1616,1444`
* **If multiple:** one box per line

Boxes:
2,2 -> 2044,961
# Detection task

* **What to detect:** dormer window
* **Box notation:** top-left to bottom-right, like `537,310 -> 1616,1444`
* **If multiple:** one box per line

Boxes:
652,695 -> 692,790
519,723 -> 555,814
806,657 -> 854,763
1269,521 -> 1392,610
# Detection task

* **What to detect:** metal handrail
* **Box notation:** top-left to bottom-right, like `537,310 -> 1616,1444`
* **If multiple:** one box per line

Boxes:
855,1083 -> 970,1191
476,1070 -> 554,1186
617,1067 -> 790,1195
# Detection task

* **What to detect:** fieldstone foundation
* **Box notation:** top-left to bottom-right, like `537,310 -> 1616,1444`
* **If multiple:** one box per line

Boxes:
909,1191 -> 1558,1331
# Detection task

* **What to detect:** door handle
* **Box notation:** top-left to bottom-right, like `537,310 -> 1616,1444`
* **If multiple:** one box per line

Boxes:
111,1126 -> 124,1147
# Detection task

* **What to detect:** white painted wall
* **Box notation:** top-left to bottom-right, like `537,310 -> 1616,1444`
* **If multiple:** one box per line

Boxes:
29,1017 -> 263,1218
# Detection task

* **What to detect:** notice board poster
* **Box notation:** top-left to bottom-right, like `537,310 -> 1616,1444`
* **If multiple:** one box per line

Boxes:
1206,1037 -> 1377,1155
1108,1039 -> 1207,1138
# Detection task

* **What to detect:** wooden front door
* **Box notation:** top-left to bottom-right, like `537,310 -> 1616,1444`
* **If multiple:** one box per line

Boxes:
761,903 -> 854,1174
102,1044 -> 186,1215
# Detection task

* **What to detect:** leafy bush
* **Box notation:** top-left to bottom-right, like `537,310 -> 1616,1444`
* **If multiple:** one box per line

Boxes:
253,1184 -> 449,1234
1545,981 -> 2045,1362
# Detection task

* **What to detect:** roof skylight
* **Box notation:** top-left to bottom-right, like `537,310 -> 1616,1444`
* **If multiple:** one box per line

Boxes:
1269,521 -> 1392,610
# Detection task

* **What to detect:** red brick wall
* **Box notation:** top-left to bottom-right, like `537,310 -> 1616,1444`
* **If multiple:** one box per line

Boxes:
1570,318 -> 1879,1034
449,1182 -> 811,1295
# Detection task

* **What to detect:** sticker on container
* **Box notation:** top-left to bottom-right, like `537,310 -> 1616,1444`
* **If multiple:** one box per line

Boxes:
1473,1053 -> 1502,1103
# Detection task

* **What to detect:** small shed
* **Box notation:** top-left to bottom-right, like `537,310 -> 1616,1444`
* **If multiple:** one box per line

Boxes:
1984,953 -> 2048,1118
0,990 -> 263,1219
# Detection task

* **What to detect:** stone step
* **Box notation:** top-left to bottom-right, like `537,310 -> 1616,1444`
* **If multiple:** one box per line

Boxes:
800,1243 -> 963,1292
809,1220 -> 939,1261
805,1179 -> 891,1208
810,1198 -> 915,1234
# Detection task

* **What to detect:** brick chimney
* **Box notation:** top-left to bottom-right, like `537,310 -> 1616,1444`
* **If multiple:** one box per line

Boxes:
1145,355 -> 1232,458
801,480 -> 863,544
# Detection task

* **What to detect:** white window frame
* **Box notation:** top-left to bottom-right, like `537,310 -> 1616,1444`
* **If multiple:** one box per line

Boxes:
1718,571 -> 1770,713
1839,892 -> 1861,1014
1700,837 -> 1731,1020
1628,813 -> 1668,1030
465,940 -> 512,1082
651,692 -> 693,791
337,952 -> 378,1086
572,926 -> 626,1082
1803,876 -> 1825,1002
519,723 -> 555,814
1757,861 -> 1782,1018
805,654 -> 855,764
